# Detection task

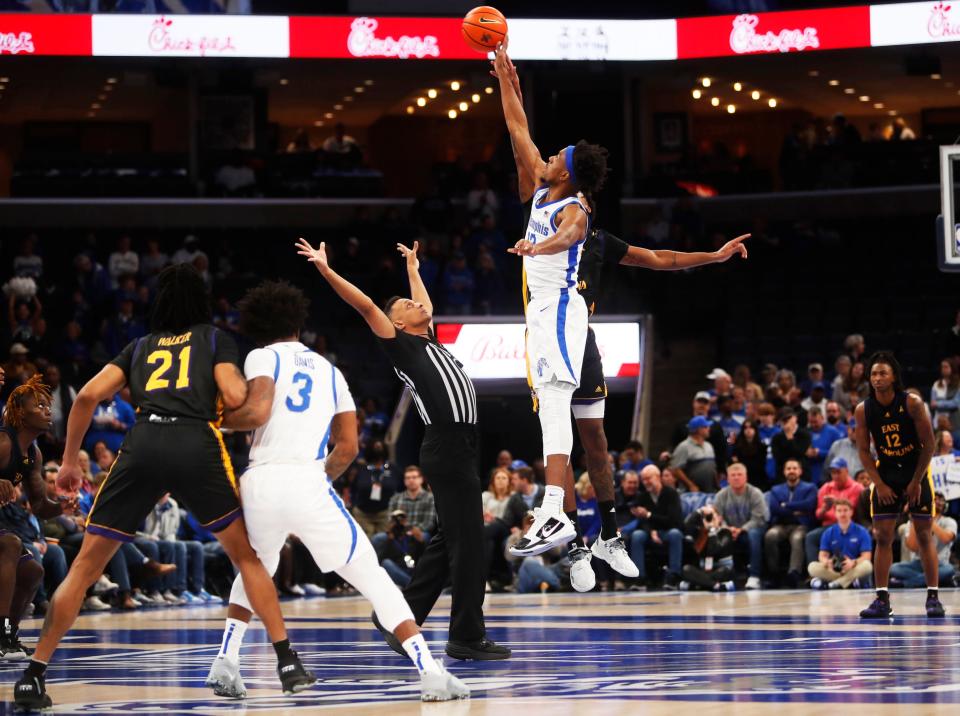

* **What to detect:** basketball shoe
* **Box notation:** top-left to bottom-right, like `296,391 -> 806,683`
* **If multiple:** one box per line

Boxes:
206,656 -> 247,698
420,666 -> 470,702
590,535 -> 639,578
509,507 -> 576,557
569,547 -> 596,592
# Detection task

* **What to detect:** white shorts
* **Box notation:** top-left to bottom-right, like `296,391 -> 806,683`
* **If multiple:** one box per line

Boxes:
525,290 -> 588,389
239,462 -> 373,575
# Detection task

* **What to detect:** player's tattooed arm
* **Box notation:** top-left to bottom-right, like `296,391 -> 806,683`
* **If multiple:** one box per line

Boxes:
325,411 -> 359,480
214,362 -> 248,410
296,238 -> 396,339
620,234 -> 750,271
25,446 -> 61,519
222,376 -> 275,431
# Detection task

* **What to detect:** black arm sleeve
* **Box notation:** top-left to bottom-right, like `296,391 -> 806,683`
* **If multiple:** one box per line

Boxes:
109,339 -> 139,377
213,329 -> 240,366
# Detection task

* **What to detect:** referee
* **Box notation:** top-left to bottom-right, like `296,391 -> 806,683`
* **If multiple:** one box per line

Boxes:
297,238 -> 510,661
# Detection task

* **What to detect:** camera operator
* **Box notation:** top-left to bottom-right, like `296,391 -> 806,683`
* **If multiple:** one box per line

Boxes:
374,509 -> 426,588
681,504 -> 736,591
807,498 -> 873,589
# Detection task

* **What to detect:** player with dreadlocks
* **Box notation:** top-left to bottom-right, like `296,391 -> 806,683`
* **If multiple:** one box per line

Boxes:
14,264 -> 315,711
0,375 -> 56,661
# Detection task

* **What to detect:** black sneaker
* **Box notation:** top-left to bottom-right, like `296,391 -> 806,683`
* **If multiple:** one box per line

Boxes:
926,595 -> 946,618
859,597 -> 894,619
371,611 -> 406,657
445,638 -> 511,661
13,673 -> 52,712
277,649 -> 316,695
663,573 -> 681,590
5,628 -> 34,660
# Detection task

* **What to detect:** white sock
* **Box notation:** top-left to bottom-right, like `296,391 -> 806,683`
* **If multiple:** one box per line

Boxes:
217,618 -> 248,662
543,485 -> 565,513
401,633 -> 442,675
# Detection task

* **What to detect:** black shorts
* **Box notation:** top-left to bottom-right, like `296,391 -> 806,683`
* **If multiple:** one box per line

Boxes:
870,462 -> 934,519
86,418 -> 241,542
572,328 -> 607,405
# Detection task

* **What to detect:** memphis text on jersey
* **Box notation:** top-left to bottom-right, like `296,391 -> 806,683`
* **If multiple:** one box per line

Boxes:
879,421 -> 917,460
157,331 -> 192,347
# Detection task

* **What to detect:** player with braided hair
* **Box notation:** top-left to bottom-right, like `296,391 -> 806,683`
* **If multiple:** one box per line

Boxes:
0,374 -> 59,661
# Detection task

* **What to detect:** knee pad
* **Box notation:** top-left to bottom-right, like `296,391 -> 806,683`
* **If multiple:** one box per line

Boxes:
228,574 -> 252,613
536,380 -> 576,458
338,550 -> 414,633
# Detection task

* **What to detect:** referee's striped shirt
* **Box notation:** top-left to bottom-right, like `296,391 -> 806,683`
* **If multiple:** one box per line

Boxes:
379,329 -> 478,425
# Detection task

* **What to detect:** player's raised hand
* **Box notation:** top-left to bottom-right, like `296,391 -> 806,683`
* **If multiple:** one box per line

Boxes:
715,233 -> 751,262
397,241 -> 419,270
56,463 -> 82,495
508,238 -> 537,257
492,39 -> 512,79
295,238 -> 329,272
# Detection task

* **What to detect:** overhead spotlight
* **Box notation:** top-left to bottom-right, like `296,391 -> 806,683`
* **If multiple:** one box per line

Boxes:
0,77 -> 9,83
808,69 -> 820,77
484,86 -> 494,94
427,88 -> 438,99
458,101 -> 469,111
354,86 -> 364,93
733,82 -> 742,91
701,77 -> 711,87
106,77 -> 117,84
888,109 -> 898,116
324,112 -> 334,119
364,79 -> 374,86
450,81 -> 461,91
91,102 -> 101,109
692,88 -> 702,99
843,87 -> 855,94
932,73 -> 942,79
344,96 -> 353,102
751,90 -> 760,100
279,78 -> 289,85
828,79 -> 839,86
710,97 -> 720,106
873,102 -> 884,109
313,120 -> 324,127
768,98 -> 777,108
726,104 -> 736,114
448,109 -> 457,119
333,104 -> 343,110
471,93 -> 481,103
406,106 -> 414,114
416,97 -> 426,107
859,95 -> 870,102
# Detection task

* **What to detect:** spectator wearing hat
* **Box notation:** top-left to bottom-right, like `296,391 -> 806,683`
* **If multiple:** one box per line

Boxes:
671,391 -> 712,448
670,416 -> 718,493
824,418 -> 865,480
804,406 -> 843,485
706,367 -> 733,407
441,250 -> 475,315
892,493 -> 956,587
771,408 -> 812,481
799,363 -> 826,397
805,457 -> 865,566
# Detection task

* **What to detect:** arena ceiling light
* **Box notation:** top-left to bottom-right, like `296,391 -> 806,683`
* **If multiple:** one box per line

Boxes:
710,97 -> 720,106
751,90 -> 760,100
471,93 -> 480,103
427,88 -> 438,99
733,82 -> 742,91
692,88 -> 702,99
701,77 -> 712,87
416,97 -> 426,107
768,98 -> 777,107
458,101 -> 468,111
484,87 -> 494,95
828,79 -> 840,86
450,81 -> 461,91
447,109 -> 457,119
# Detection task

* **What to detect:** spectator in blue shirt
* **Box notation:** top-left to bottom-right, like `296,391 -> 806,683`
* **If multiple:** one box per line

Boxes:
441,251 -> 475,315
83,393 -> 135,454
805,406 -> 843,484
765,458 -> 818,586
575,474 -> 601,544
714,394 -> 744,454
808,499 -> 873,589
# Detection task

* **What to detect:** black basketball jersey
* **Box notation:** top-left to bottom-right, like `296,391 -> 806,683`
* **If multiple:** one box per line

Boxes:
110,324 -> 239,422
577,228 -> 630,316
864,391 -> 922,466
0,426 -> 37,487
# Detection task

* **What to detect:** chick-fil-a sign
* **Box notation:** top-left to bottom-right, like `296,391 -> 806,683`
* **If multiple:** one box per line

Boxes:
0,15 -> 89,55
871,1 -> 960,46
677,6 -> 870,58
146,16 -> 237,56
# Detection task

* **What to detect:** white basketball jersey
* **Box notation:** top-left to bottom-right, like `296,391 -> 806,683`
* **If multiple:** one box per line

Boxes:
244,341 -> 355,468
523,187 -> 589,296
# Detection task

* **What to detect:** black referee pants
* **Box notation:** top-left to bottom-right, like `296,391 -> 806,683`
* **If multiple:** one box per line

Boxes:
402,423 -> 486,643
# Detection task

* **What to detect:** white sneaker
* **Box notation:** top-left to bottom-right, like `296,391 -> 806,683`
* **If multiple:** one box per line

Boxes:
745,576 -> 761,590
288,584 -> 306,597
83,595 -> 111,611
678,580 -> 690,591
301,583 -> 325,596
828,580 -> 843,589
569,547 -> 596,592
92,575 -> 119,595
420,666 -> 470,702
509,507 -> 576,557
206,656 -> 247,698
810,578 -> 824,590
590,535 -> 640,578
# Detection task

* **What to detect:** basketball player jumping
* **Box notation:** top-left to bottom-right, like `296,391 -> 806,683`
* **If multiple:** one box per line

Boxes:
493,41 -> 608,559
205,279 -> 468,702
493,47 -> 750,590
857,351 -> 944,619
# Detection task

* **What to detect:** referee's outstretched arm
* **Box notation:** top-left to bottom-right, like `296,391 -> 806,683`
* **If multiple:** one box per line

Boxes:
295,238 -> 396,339
396,241 -> 432,324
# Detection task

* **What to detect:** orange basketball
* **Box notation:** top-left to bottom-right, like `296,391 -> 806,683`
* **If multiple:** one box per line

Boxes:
462,6 -> 508,53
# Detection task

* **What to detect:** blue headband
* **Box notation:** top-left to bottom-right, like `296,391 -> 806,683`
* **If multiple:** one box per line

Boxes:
564,145 -> 577,185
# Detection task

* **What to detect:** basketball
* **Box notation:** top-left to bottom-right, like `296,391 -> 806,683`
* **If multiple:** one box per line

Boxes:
462,6 -> 508,53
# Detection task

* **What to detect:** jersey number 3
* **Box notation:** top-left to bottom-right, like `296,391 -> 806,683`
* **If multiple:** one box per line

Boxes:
286,372 -> 313,412
145,347 -> 191,391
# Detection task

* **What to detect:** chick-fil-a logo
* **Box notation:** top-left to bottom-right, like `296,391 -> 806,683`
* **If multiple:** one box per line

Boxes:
929,2 -> 960,38
148,16 -> 237,56
729,13 -> 820,53
0,31 -> 35,55
347,17 -> 439,59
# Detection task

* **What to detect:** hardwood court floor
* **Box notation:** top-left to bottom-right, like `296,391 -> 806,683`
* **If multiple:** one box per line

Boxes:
3,588 -> 960,714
